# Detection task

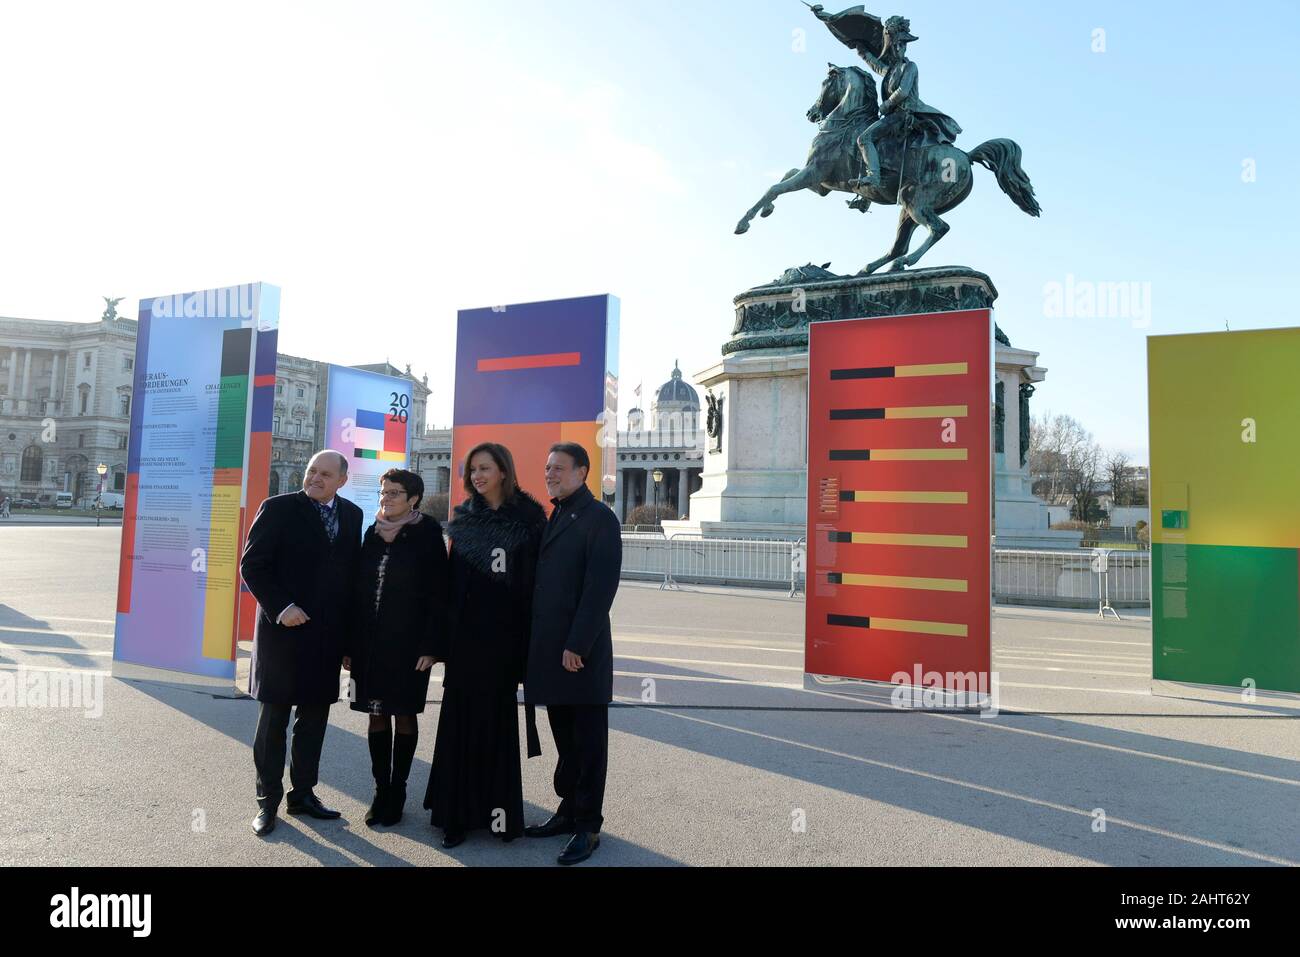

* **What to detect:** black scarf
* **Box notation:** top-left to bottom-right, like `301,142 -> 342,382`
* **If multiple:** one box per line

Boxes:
446,489 -> 547,576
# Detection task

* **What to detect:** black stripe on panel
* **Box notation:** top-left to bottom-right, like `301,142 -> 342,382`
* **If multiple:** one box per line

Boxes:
830,367 -> 894,380
827,614 -> 871,628
828,531 -> 851,543
829,449 -> 871,461
826,572 -> 843,584
220,328 -> 254,378
830,408 -> 885,420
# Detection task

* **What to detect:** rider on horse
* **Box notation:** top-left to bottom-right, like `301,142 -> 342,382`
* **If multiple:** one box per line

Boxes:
844,14 -> 962,190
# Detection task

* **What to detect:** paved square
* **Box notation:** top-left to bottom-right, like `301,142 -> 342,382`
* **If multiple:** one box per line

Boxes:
2,526 -> 1296,865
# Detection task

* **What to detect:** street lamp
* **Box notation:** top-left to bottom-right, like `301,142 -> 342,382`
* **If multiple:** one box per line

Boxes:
652,468 -> 663,510
95,463 -> 107,527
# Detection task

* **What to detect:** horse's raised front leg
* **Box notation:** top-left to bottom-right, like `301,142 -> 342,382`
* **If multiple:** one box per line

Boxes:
892,205 -> 950,270
761,168 -> 802,218
736,165 -> 820,234
861,208 -> 917,274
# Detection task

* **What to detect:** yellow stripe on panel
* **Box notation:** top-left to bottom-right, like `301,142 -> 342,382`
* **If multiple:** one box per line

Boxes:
201,484 -> 243,659
850,490 -> 968,504
869,448 -> 968,461
850,532 -> 968,548
884,405 -> 968,419
839,572 -> 968,592
895,363 -> 967,378
872,617 -> 969,637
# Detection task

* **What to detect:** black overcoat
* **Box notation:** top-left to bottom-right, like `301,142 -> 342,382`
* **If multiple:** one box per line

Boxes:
524,484 -> 622,706
438,490 -> 547,693
240,490 -> 363,706
346,514 -> 449,714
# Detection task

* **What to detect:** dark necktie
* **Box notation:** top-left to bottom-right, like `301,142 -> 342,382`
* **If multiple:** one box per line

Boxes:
314,500 -> 338,542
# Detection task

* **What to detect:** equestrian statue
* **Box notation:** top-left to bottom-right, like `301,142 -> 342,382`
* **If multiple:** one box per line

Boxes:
735,5 -> 1040,275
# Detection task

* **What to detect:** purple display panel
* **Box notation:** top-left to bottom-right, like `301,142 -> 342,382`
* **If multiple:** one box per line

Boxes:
453,295 -> 617,426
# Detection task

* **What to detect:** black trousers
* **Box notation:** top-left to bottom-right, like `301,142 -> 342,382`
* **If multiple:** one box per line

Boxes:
253,701 -> 330,810
545,703 -> 608,832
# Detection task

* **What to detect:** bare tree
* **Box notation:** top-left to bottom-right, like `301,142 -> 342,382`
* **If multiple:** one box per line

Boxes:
1029,411 -> 1092,506
1105,450 -> 1131,511
1064,438 -> 1103,522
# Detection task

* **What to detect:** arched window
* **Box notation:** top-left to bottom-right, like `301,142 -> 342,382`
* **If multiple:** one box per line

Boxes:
268,472 -> 281,495
20,446 -> 42,483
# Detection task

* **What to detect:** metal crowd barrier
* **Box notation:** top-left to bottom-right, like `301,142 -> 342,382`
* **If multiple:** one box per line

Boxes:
620,533 -> 1149,608
993,547 -> 1149,609
613,532 -> 806,594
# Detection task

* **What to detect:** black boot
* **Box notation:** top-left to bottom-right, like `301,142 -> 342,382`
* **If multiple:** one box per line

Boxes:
366,727 -> 392,828
384,729 -> 418,826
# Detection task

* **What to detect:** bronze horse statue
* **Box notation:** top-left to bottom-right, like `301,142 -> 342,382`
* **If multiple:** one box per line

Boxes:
735,63 -> 1040,274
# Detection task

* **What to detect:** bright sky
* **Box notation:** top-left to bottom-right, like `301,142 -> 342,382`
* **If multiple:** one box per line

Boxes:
2,0 -> 1297,463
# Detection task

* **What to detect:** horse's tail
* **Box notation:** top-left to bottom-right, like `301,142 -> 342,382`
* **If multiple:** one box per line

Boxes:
969,138 -> 1041,217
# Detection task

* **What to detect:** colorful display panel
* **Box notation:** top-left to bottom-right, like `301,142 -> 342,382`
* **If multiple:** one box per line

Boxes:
324,364 -> 413,534
113,283 -> 279,686
452,295 -> 618,515
805,309 -> 992,692
1149,329 -> 1300,694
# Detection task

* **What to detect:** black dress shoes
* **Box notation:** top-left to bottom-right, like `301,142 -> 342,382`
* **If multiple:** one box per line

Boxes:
441,828 -> 466,849
524,812 -> 575,838
285,792 -> 341,819
252,808 -> 277,837
557,831 -> 599,865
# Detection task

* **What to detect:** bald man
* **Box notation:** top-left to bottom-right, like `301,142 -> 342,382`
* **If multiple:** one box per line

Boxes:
241,450 -> 363,836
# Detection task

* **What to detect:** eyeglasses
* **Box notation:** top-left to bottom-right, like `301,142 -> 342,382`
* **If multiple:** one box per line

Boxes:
379,489 -> 408,499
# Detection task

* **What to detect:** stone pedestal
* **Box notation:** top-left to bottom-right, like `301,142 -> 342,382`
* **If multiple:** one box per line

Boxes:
994,346 -> 1084,550
668,265 -> 1003,540
676,348 -> 808,530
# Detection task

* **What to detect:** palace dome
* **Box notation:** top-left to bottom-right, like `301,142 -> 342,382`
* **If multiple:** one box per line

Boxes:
654,361 -> 699,410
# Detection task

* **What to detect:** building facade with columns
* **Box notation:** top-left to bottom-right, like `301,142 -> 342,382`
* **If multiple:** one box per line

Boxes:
1,315 -> 137,505
1,313 -> 455,507
265,358 -> 454,500
614,362 -> 706,523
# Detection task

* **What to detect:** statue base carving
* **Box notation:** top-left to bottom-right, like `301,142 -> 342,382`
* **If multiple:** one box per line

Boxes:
677,265 -> 1001,534
724,264 -> 1001,356
679,264 -> 1083,548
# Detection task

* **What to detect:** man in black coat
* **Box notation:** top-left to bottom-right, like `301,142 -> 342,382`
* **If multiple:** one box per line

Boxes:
524,442 -> 622,865
240,449 -> 363,836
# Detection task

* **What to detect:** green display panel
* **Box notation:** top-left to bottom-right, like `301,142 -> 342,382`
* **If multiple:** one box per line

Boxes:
1148,329 -> 1300,694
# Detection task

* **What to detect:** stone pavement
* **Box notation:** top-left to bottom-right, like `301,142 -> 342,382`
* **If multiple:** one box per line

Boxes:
2,526 -> 1297,866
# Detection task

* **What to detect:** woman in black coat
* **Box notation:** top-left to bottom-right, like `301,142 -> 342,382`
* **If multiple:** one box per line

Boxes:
344,468 -> 449,828
424,442 -> 547,848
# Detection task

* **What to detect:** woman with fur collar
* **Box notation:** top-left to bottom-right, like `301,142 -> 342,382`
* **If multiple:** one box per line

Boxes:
423,442 -> 547,848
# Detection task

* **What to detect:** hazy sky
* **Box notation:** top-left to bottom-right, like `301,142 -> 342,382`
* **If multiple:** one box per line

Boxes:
2,0 -> 1297,463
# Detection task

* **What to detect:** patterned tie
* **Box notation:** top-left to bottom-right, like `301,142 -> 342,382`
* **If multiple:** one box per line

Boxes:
314,499 -> 338,542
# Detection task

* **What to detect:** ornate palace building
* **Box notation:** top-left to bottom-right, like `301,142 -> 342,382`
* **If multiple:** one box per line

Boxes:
0,312 -> 454,507
614,362 -> 706,522
1,314 -> 137,504
3,310 -> 710,523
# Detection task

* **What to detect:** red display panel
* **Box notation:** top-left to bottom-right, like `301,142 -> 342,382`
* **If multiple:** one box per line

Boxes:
805,309 -> 992,689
